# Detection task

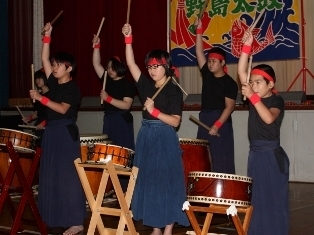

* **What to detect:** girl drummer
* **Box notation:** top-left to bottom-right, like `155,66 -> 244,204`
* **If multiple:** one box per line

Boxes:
122,23 -> 189,235
238,30 -> 289,235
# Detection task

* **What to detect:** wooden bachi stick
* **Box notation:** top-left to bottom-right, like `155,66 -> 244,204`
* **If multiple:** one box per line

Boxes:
31,64 -> 35,103
143,76 -> 172,111
100,71 -> 108,105
93,17 -> 105,47
41,10 -> 63,35
189,115 -> 220,137
16,106 -> 29,126
243,55 -> 253,101
126,0 -> 131,23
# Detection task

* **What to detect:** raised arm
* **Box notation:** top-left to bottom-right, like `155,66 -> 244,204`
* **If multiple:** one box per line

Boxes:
92,35 -> 105,78
41,23 -> 53,78
122,24 -> 141,82
194,18 -> 206,69
237,30 -> 253,84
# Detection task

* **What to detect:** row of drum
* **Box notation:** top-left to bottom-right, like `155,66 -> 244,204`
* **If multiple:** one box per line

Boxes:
0,128 -> 252,207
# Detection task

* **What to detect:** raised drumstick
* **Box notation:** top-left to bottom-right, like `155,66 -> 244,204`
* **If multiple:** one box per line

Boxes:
243,55 -> 253,101
250,8 -> 266,30
93,17 -> 105,48
171,77 -> 188,96
31,64 -> 35,103
143,76 -> 172,111
100,71 -> 108,105
41,10 -> 63,35
16,106 -> 29,126
189,115 -> 220,137
126,0 -> 131,23
198,0 -> 210,19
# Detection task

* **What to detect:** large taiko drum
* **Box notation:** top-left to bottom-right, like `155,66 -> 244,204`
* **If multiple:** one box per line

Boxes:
88,143 -> 134,168
187,171 -> 252,207
0,128 -> 38,189
80,134 -> 112,196
179,138 -> 212,184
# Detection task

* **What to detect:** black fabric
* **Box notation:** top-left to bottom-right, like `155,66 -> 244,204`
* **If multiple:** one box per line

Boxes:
136,73 -> 183,120
274,146 -> 290,173
66,123 -> 79,142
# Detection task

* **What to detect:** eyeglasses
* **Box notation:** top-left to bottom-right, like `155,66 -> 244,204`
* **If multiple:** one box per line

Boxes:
146,64 -> 163,70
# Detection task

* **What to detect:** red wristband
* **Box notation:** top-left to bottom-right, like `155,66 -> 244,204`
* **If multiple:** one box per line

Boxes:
249,93 -> 261,105
42,36 -> 51,44
214,120 -> 223,129
40,96 -> 50,106
196,27 -> 203,34
125,35 -> 132,44
93,43 -> 100,49
242,45 -> 251,54
150,108 -> 160,118
40,120 -> 47,127
105,96 -> 113,103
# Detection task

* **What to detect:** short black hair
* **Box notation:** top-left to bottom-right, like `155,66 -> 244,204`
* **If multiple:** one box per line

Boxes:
107,56 -> 127,77
207,47 -> 226,63
145,49 -> 176,78
252,64 -> 276,84
51,52 -> 77,77
34,69 -> 47,85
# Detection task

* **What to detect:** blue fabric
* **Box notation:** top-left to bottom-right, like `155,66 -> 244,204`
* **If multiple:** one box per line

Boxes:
248,140 -> 289,235
197,110 -> 235,174
38,119 -> 86,227
131,119 -> 190,228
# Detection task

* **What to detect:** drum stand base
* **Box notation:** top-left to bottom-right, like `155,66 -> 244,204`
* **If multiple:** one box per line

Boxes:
185,204 -> 253,235
74,158 -> 139,235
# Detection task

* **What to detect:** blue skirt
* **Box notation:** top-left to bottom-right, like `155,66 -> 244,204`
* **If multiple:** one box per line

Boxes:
131,120 -> 190,228
197,110 -> 235,173
248,140 -> 289,235
38,119 -> 86,227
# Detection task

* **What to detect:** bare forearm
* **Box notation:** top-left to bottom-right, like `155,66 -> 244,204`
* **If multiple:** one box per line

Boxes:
157,113 -> 181,128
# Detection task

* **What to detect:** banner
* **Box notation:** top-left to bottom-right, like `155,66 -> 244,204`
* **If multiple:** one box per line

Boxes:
170,0 -> 300,66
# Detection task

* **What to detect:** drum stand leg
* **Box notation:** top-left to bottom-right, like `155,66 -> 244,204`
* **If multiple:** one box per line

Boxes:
74,158 -> 139,235
185,204 -> 253,235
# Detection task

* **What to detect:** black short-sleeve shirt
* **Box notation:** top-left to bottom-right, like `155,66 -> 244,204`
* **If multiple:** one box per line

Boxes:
248,94 -> 285,141
200,64 -> 238,110
46,74 -> 81,120
136,73 -> 183,120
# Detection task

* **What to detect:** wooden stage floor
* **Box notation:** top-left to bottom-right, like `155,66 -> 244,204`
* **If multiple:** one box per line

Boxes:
0,182 -> 313,234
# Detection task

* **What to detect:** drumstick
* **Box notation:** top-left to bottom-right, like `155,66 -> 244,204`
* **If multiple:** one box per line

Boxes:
18,125 -> 40,129
16,106 -> 29,126
198,0 -> 210,19
189,115 -> 220,137
31,64 -> 35,103
171,77 -> 188,96
93,17 -> 105,48
250,8 -> 266,30
143,76 -> 171,111
41,10 -> 63,35
126,0 -> 131,23
243,55 -> 253,101
100,71 -> 108,105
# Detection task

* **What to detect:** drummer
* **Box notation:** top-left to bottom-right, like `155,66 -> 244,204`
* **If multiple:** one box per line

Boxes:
23,68 -> 49,147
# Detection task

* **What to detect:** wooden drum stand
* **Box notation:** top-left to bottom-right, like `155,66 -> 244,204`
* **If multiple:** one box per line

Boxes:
74,158 -> 139,235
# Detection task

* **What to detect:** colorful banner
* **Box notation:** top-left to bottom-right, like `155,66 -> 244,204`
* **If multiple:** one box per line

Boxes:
170,0 -> 300,66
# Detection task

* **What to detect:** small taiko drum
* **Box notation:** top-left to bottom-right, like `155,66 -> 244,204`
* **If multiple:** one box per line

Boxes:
179,138 -> 212,184
80,134 -> 112,195
0,128 -> 38,189
88,143 -> 134,168
187,172 -> 252,207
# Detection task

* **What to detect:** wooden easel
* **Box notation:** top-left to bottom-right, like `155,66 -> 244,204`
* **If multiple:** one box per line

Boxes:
74,158 -> 139,235
185,204 -> 253,235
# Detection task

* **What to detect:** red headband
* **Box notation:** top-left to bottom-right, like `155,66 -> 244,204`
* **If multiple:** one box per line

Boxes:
113,56 -> 121,62
147,58 -> 167,66
251,69 -> 274,82
208,53 -> 225,60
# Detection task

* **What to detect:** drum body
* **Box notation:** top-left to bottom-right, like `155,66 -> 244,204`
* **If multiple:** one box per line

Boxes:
89,143 -> 134,168
0,128 -> 38,153
80,134 -> 112,196
180,138 -> 212,184
187,171 -> 252,207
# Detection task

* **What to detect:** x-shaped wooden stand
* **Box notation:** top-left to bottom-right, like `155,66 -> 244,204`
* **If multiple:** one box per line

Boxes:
185,204 -> 253,235
74,158 -> 139,235
0,141 -> 46,235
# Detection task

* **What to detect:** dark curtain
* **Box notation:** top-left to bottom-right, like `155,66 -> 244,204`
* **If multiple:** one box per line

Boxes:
8,0 -> 168,98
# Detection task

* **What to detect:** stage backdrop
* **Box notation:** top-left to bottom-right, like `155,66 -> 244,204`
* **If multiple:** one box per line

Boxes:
170,0 -> 300,67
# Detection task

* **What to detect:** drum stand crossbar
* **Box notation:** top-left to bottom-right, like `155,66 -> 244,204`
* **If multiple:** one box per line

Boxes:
74,158 -> 139,235
185,204 -> 253,235
0,141 -> 47,235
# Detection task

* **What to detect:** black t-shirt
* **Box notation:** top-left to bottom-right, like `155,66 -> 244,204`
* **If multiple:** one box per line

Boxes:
46,74 -> 81,120
102,73 -> 136,112
248,94 -> 285,141
136,73 -> 183,120
200,64 -> 238,110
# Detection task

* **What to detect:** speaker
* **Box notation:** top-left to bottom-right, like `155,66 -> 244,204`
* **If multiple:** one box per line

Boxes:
279,91 -> 306,104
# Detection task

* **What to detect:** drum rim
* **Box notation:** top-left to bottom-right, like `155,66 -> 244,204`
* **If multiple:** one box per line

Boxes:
0,143 -> 36,153
93,143 -> 135,154
0,128 -> 38,138
188,171 -> 252,182
186,195 -> 251,207
179,138 -> 208,143
80,134 -> 109,139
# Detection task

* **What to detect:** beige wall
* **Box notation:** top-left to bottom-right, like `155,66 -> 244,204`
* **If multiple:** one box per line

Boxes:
178,0 -> 314,95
